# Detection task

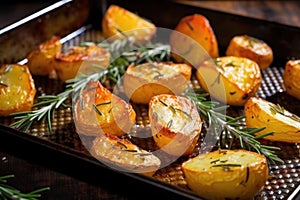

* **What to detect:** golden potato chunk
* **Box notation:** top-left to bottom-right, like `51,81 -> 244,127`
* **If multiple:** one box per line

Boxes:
54,45 -> 110,82
283,59 -> 300,100
196,56 -> 261,106
102,5 -> 156,43
123,62 -> 192,104
226,35 -> 273,70
182,149 -> 268,200
74,81 -> 136,137
170,14 -> 219,66
0,64 -> 36,116
27,36 -> 61,76
148,94 -> 202,156
91,133 -> 161,176
244,97 -> 300,143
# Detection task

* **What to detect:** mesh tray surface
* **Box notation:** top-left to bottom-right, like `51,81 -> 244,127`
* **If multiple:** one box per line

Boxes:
1,27 -> 300,200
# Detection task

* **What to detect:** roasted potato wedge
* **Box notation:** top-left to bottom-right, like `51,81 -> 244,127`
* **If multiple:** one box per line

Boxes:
196,56 -> 261,106
182,149 -> 268,200
54,45 -> 110,82
170,14 -> 219,66
27,36 -> 61,76
283,59 -> 300,100
91,133 -> 161,176
226,35 -> 273,70
244,97 -> 300,143
149,94 -> 202,156
123,62 -> 192,104
74,81 -> 136,137
0,64 -> 36,116
102,5 -> 156,43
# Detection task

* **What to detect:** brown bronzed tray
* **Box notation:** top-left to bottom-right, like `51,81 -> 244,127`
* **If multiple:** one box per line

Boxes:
1,0 -> 300,199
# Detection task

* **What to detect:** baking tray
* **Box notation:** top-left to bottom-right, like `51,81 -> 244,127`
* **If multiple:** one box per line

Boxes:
1,0 -> 300,199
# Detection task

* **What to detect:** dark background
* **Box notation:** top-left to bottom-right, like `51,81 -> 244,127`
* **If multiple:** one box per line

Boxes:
0,1 -> 58,29
1,1 -> 300,200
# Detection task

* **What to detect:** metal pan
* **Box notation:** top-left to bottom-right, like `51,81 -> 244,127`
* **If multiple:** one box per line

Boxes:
1,0 -> 300,199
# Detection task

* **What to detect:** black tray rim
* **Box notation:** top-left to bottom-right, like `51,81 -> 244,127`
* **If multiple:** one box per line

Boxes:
1,0 -> 300,199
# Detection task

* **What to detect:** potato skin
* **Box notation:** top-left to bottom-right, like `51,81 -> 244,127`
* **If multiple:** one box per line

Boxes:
170,14 -> 219,66
148,94 -> 202,156
0,64 -> 36,116
226,35 -> 273,70
123,62 -> 192,104
102,5 -> 156,43
90,133 -> 161,176
196,56 -> 261,106
283,60 -> 300,100
74,81 -> 136,137
182,149 -> 268,200
54,45 -> 110,82
27,36 -> 61,76
244,97 -> 300,143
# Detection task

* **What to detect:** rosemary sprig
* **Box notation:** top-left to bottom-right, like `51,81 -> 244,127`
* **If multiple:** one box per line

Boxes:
8,35 -> 282,164
185,88 -> 283,164
269,103 -> 300,123
10,38 -> 170,133
0,175 -> 49,200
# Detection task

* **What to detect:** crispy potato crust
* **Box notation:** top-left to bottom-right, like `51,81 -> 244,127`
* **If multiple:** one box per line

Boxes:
244,97 -> 300,143
226,35 -> 273,70
0,64 -> 36,116
149,94 -> 202,156
54,45 -> 110,82
123,62 -> 192,104
196,56 -> 261,106
170,14 -> 219,66
74,81 -> 136,136
102,4 -> 156,44
182,149 -> 268,200
27,36 -> 61,76
90,133 -> 161,176
283,60 -> 300,100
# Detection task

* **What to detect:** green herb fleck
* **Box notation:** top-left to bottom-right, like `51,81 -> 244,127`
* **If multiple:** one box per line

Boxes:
212,164 -> 242,167
96,101 -> 111,106
3,65 -> 12,74
93,104 -> 103,116
0,82 -> 8,87
167,119 -> 173,128
159,99 -> 168,107
117,141 -> 127,149
269,104 -> 300,122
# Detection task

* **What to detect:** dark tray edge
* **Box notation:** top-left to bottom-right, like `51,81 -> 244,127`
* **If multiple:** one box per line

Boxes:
0,124 -> 202,200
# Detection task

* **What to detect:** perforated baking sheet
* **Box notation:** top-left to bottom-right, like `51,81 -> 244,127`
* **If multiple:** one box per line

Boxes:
1,25 -> 300,199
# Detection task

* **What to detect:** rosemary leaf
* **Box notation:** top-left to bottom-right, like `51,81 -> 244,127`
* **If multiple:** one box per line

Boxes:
9,37 -> 170,133
184,88 -> 283,164
0,83 -> 8,87
7,33 -> 282,166
254,131 -> 274,139
212,164 -> 241,167
0,175 -> 49,200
